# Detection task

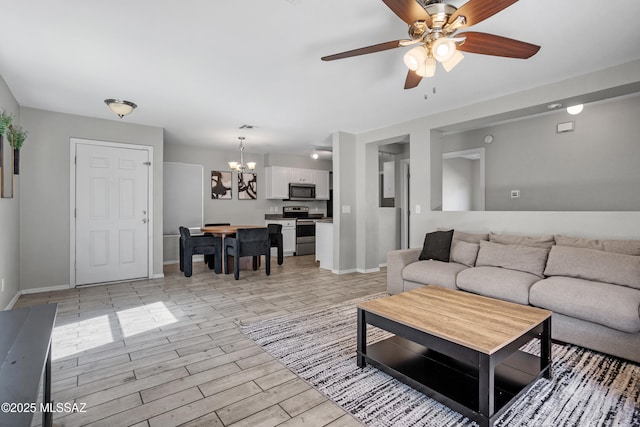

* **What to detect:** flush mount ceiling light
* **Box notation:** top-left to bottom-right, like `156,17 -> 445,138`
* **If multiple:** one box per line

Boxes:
321,0 -> 541,89
104,99 -> 137,118
228,137 -> 256,172
566,104 -> 584,115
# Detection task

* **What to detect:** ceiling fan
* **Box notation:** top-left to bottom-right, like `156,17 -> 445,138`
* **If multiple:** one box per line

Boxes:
321,0 -> 540,89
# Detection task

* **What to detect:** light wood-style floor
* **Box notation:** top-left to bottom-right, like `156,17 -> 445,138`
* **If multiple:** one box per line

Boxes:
15,255 -> 387,427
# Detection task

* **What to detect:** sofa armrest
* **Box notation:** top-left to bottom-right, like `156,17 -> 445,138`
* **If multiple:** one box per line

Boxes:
387,248 -> 422,295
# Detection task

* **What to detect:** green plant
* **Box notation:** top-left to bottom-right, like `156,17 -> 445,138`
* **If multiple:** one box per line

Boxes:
0,110 -> 13,135
8,124 -> 27,150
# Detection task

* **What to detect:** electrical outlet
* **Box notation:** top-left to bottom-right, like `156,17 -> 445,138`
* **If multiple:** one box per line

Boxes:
415,205 -> 421,214
510,190 -> 521,199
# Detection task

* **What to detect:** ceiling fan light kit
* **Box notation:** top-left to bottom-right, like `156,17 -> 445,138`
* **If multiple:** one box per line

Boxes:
321,0 -> 540,89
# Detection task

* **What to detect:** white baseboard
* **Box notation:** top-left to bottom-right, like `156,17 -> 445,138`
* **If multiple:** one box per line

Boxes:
150,273 -> 165,279
357,267 -> 381,274
4,291 -> 22,310
21,284 -> 71,295
331,268 -> 357,275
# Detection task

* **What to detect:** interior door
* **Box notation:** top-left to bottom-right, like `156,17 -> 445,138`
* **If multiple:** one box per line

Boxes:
75,143 -> 149,285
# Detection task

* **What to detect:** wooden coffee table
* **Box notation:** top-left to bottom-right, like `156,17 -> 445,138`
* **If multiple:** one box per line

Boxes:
357,285 -> 552,427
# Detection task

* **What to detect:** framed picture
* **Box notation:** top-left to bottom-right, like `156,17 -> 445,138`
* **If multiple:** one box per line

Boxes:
238,172 -> 257,200
211,171 -> 232,199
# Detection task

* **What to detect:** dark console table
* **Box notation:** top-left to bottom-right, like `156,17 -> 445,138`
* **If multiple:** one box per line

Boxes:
0,304 -> 57,427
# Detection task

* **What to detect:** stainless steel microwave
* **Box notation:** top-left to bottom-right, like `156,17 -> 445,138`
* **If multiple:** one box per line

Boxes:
288,183 -> 316,200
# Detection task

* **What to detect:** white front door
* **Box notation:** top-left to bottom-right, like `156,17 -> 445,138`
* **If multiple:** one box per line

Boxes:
75,142 -> 150,285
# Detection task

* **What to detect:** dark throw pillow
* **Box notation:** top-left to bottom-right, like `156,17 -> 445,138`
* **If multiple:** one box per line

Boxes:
419,229 -> 454,262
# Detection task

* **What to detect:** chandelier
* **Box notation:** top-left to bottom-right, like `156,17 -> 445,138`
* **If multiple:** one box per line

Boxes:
228,137 -> 256,172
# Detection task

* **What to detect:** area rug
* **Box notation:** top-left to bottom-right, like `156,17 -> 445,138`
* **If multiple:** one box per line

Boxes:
240,293 -> 640,427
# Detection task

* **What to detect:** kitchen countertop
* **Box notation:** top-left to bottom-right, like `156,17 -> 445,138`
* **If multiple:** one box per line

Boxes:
265,214 -> 327,220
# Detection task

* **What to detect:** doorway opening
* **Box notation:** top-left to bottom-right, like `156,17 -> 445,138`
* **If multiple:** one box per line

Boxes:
442,147 -> 485,211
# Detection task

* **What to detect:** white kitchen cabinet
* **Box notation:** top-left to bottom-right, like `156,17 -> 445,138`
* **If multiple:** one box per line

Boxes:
314,170 -> 330,200
265,166 -> 290,199
289,168 -> 315,184
266,166 -> 331,200
265,219 -> 296,256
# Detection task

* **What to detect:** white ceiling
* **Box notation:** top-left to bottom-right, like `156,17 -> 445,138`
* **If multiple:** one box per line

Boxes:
2,0 -> 640,156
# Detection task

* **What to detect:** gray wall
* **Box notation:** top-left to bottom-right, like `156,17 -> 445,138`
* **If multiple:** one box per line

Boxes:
0,75 -> 21,309
333,131 -> 357,273
19,108 -> 164,291
342,60 -> 640,273
442,94 -> 640,211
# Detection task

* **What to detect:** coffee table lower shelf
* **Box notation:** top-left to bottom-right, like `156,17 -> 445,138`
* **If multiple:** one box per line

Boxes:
361,336 -> 546,426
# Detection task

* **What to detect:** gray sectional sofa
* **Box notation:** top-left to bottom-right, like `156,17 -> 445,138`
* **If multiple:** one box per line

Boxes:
387,231 -> 640,363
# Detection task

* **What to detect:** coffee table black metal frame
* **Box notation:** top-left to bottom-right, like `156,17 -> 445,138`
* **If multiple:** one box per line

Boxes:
357,307 -> 551,427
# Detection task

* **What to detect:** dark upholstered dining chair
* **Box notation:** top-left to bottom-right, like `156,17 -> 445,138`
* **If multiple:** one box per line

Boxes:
203,223 -> 231,264
223,228 -> 270,280
179,226 -> 222,277
267,223 -> 284,265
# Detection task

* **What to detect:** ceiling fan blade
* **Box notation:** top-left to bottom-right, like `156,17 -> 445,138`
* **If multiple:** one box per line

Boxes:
382,0 -> 432,27
448,0 -> 518,27
321,40 -> 404,61
457,32 -> 540,58
404,70 -> 422,89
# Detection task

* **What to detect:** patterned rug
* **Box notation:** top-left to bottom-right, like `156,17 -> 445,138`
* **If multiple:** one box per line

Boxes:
240,293 -> 640,427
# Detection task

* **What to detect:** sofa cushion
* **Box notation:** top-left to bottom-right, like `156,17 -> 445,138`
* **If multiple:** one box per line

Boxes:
555,235 -> 640,256
530,277 -> 640,333
450,240 -> 480,267
402,260 -> 467,290
475,241 -> 550,278
419,230 -> 454,262
454,230 -> 489,244
456,266 -> 540,305
544,245 -> 640,290
489,232 -> 555,249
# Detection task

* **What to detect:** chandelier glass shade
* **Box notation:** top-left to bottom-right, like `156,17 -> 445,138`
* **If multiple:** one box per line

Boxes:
228,137 -> 256,172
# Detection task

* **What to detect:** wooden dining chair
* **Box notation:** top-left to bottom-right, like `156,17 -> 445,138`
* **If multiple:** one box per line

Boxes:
179,226 -> 222,277
223,228 -> 270,280
267,223 -> 284,265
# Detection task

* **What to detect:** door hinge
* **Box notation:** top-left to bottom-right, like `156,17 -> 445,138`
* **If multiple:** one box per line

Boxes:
143,161 -> 151,166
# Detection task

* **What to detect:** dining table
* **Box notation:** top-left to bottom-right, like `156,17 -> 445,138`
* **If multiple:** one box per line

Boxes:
200,225 -> 267,273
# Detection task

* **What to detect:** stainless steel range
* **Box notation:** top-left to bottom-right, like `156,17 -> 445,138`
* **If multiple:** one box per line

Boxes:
283,206 -> 316,256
